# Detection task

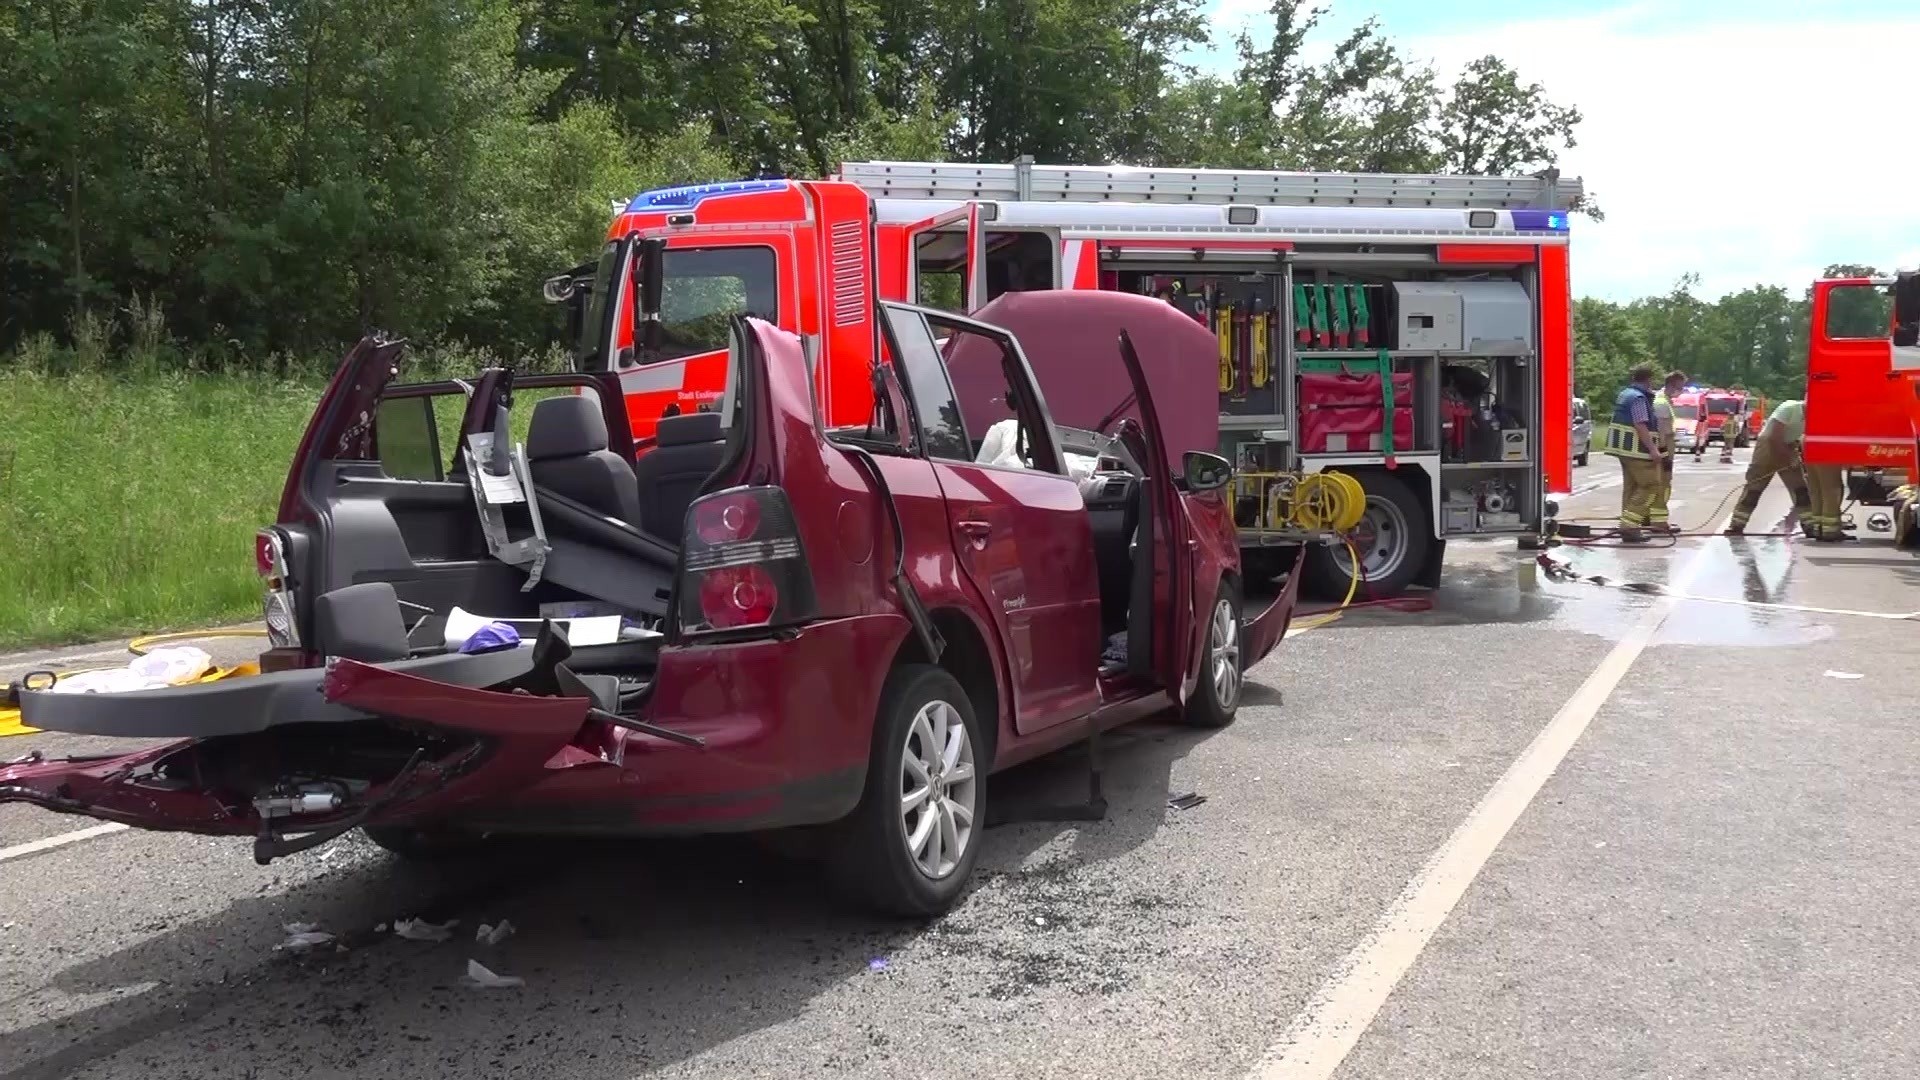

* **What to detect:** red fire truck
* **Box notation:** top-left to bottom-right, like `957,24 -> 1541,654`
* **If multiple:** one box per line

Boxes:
1802,270 -> 1920,539
550,159 -> 1581,594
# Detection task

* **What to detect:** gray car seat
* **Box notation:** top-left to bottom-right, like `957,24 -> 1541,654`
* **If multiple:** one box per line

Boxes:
527,395 -> 642,525
630,412 -> 727,543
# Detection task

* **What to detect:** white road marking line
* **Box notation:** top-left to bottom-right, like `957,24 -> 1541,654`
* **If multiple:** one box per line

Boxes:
1245,504 -> 1736,1080
0,822 -> 129,864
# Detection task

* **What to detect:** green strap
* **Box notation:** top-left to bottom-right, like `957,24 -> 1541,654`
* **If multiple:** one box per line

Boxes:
1348,285 -> 1371,344
1292,283 -> 1311,342
1329,284 -> 1351,343
1376,349 -> 1395,451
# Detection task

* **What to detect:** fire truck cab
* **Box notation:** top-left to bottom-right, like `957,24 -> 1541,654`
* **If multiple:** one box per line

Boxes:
551,160 -> 1583,595
1802,271 -> 1920,533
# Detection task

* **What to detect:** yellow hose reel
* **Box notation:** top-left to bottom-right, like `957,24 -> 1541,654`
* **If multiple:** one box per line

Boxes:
1252,470 -> 1367,533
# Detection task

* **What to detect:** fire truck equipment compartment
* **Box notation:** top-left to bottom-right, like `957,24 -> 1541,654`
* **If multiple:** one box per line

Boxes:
1299,370 -> 1415,455
1391,281 -> 1534,354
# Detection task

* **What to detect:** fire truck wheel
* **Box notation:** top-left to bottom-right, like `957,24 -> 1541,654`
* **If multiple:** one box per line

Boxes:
1303,470 -> 1429,599
829,664 -> 985,918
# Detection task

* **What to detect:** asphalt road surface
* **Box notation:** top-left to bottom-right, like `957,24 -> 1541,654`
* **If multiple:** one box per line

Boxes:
4,451 -> 1916,1080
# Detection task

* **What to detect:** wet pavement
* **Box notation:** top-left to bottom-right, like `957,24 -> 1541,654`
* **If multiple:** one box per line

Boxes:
3,450 -> 1917,1080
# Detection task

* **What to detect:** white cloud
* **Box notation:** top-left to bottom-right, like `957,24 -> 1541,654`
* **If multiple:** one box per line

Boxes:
1197,4 -> 1920,301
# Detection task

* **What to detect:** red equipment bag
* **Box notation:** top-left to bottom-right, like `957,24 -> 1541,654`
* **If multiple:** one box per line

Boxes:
1299,370 -> 1415,454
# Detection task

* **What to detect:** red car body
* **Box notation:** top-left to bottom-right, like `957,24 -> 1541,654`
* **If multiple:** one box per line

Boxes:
1,291 -> 1297,914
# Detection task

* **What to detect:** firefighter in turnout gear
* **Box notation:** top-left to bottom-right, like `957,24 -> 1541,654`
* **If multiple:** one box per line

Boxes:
1718,410 -> 1738,464
1603,365 -> 1664,542
1726,399 -> 1814,537
1649,371 -> 1687,534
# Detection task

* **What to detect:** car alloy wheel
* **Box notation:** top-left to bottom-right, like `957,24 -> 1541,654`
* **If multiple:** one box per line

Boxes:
900,698 -> 978,880
1209,596 -> 1241,711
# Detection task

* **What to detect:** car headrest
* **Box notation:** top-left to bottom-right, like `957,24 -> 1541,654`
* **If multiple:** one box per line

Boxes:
528,395 -> 610,461
313,581 -> 411,663
656,411 -> 723,447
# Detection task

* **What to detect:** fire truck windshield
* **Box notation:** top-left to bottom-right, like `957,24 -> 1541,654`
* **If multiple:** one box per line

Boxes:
578,243 -> 781,369
1672,403 -> 1698,420
1706,398 -> 1738,415
654,246 -> 779,363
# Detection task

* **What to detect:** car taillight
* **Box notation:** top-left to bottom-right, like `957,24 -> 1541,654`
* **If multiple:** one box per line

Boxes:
256,528 -> 301,649
678,487 -> 815,634
255,532 -> 278,578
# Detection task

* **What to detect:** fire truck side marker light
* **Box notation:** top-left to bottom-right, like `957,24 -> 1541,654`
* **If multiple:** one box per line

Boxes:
1245,502 -> 1732,1080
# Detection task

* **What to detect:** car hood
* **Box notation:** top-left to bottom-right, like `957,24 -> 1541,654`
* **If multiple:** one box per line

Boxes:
967,291 -> 1221,473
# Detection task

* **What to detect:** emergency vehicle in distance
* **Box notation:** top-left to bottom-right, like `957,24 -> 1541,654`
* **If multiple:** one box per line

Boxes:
1671,386 -> 1755,455
1801,270 -> 1920,540
547,159 -> 1582,596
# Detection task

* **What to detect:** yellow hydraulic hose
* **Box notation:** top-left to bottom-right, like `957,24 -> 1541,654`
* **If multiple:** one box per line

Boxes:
127,628 -> 269,655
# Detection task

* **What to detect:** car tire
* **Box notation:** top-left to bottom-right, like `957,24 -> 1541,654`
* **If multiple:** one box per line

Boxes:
828,664 -> 985,918
1575,451 -> 1589,467
362,824 -> 488,861
1302,470 -> 1430,599
1181,581 -> 1243,729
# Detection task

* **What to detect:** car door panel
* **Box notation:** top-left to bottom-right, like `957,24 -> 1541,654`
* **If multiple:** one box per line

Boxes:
929,460 -> 1102,733
1114,332 -> 1190,693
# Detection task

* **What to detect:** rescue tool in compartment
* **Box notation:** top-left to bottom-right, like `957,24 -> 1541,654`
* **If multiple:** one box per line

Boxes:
1215,293 -> 1233,394
1250,296 -> 1269,388
1234,300 -> 1251,398
0,289 -> 1301,921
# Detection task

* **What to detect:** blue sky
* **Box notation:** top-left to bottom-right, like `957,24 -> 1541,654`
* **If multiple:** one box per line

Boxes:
1193,0 -> 1920,302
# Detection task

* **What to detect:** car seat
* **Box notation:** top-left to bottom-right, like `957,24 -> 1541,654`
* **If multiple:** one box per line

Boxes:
631,412 -> 727,543
527,396 -> 643,526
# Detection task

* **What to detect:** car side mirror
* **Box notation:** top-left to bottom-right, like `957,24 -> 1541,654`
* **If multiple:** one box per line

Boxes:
1183,451 -> 1233,492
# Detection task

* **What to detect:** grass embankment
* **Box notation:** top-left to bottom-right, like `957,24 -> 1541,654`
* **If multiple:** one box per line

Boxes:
0,330 -> 572,651
0,368 -> 322,648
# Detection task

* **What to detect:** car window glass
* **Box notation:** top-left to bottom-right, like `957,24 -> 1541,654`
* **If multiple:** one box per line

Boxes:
881,307 -> 970,460
931,316 -> 1055,474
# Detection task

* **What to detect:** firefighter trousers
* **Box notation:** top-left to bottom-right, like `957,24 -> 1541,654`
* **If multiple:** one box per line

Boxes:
1803,464 -> 1846,539
1648,455 -> 1675,530
1728,438 -> 1809,530
1617,455 -> 1662,532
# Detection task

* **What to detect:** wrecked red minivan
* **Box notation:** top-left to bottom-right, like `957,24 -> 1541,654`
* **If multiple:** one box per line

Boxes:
1,291 -> 1297,915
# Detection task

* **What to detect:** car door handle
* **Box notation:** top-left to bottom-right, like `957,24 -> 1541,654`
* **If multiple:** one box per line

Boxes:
956,520 -> 993,541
